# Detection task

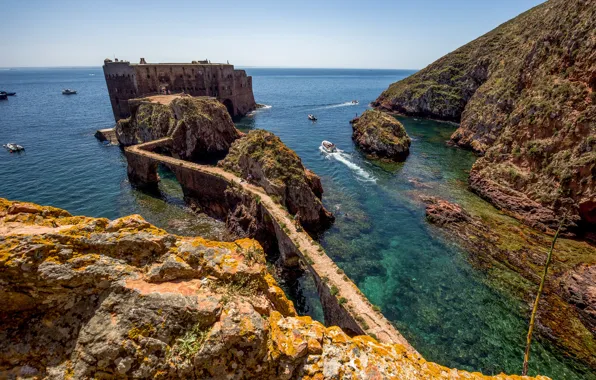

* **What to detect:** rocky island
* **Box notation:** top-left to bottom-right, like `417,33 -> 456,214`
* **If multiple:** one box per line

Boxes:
219,129 -> 334,232
374,0 -> 595,235
351,110 -> 411,161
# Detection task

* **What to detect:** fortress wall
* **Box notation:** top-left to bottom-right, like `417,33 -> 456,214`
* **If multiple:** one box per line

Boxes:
102,62 -> 138,121
104,61 -> 256,121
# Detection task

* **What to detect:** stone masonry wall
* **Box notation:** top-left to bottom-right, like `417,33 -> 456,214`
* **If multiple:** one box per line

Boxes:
103,60 -> 256,121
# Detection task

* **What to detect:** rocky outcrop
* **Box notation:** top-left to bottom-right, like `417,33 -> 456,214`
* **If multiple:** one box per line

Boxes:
218,130 -> 334,233
0,198 -> 548,379
351,110 -> 411,161
422,196 -> 596,369
374,0 -> 596,234
169,97 -> 242,160
116,96 -> 241,160
115,99 -> 175,146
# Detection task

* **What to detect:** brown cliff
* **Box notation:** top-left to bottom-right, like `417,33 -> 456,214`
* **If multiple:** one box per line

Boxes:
374,0 -> 595,234
0,198 -> 548,379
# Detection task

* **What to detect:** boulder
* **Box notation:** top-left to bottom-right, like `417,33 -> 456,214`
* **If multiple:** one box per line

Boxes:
351,110 -> 411,161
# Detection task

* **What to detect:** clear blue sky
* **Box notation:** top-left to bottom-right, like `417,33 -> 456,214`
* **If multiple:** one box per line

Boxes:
1,0 -> 544,69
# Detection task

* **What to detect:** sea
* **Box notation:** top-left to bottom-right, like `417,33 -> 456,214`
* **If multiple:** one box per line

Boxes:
0,67 -> 592,379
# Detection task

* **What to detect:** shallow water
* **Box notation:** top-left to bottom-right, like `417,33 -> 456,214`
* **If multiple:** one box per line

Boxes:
0,67 -> 592,379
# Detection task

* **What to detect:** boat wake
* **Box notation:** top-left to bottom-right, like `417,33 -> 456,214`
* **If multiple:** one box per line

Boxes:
319,146 -> 375,182
313,102 -> 358,110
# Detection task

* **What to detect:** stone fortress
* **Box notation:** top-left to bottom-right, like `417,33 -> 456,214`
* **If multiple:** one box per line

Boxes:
102,58 -> 256,121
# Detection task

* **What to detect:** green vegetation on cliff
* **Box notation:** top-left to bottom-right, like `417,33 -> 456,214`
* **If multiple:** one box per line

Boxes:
351,110 -> 411,161
374,0 -> 595,233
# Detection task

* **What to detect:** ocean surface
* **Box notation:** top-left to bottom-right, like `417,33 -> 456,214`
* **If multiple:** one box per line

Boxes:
0,67 -> 592,379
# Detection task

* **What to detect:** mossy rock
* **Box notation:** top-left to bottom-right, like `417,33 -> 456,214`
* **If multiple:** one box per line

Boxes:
351,110 -> 411,162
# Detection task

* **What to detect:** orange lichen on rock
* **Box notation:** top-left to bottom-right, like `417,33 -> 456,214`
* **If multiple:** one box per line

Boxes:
0,198 -> 548,379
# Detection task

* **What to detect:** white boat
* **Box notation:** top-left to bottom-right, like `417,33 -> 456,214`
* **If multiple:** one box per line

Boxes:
62,89 -> 77,95
351,100 -> 359,104
321,140 -> 337,153
4,143 -> 25,152
308,114 -> 317,121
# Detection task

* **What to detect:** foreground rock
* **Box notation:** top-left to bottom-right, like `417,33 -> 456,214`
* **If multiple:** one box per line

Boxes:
0,199 -> 547,379
423,196 -> 596,370
374,0 -> 595,234
218,130 -> 334,232
116,95 -> 241,160
351,110 -> 411,161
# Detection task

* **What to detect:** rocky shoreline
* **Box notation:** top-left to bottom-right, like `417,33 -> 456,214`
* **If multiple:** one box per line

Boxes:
422,196 -> 596,370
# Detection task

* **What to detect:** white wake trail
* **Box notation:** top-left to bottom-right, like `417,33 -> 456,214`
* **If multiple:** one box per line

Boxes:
320,146 -> 376,182
312,102 -> 357,110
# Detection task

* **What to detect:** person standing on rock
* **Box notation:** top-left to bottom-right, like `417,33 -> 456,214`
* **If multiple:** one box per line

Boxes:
294,211 -> 303,232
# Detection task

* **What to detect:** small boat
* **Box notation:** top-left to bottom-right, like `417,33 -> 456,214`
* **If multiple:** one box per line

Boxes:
308,114 -> 317,121
0,91 -> 16,96
0,92 -> 7,100
321,140 -> 337,153
3,143 -> 25,152
62,89 -> 77,95
351,100 -> 359,104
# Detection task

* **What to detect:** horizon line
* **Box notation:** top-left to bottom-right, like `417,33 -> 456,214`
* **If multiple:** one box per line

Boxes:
0,65 -> 420,71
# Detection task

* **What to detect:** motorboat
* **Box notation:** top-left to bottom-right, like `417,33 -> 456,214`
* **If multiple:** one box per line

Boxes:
3,143 -> 25,152
321,140 -> 337,153
0,92 -> 7,100
308,114 -> 317,121
351,100 -> 359,104
62,89 -> 77,95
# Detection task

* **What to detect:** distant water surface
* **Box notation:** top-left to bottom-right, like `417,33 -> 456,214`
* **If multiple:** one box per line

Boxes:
0,67 -> 592,379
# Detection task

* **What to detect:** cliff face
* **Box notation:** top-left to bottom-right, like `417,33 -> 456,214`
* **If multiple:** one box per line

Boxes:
374,0 -> 596,233
422,196 -> 596,369
218,130 -> 334,232
116,96 -> 241,160
351,110 -> 411,161
0,199 -> 547,379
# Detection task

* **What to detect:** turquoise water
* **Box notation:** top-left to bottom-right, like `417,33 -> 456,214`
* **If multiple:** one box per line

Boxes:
0,68 -> 592,379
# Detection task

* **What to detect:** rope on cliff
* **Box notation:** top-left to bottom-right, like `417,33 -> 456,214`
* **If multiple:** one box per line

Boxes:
522,213 -> 567,376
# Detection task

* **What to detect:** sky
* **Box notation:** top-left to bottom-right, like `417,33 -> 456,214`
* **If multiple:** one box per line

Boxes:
1,0 -> 544,69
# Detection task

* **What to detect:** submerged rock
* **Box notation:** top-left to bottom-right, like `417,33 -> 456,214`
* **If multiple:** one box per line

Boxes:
218,130 -> 334,232
374,0 -> 595,234
116,95 -> 241,160
422,196 -> 596,369
351,110 -> 411,161
0,198 -> 548,379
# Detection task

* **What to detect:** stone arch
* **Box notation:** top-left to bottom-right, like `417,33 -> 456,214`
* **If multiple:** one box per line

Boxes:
222,99 -> 235,117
